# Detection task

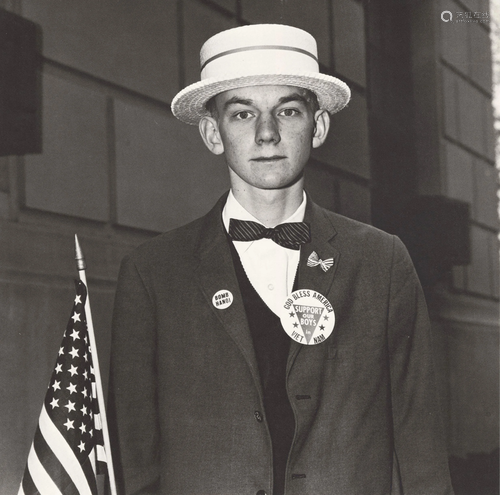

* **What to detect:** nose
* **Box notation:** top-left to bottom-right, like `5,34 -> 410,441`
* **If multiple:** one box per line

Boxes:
255,115 -> 281,145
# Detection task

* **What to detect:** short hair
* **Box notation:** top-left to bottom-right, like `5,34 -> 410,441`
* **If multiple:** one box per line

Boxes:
205,87 -> 320,120
205,96 -> 219,119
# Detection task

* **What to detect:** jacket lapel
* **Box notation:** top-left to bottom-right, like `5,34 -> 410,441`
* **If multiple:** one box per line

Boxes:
194,195 -> 263,396
298,201 -> 340,295
288,200 -> 341,368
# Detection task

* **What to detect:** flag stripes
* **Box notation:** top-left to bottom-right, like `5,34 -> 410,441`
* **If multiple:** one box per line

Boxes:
23,445 -> 63,495
32,423 -> 79,495
19,280 -> 108,495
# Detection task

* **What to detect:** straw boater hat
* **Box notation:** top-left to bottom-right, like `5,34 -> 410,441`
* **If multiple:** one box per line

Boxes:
171,24 -> 351,125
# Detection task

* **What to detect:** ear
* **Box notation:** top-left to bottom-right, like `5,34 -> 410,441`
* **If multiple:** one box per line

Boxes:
311,109 -> 330,149
199,116 -> 225,155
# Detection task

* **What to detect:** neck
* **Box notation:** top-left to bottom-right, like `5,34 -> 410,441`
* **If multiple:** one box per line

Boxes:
230,180 -> 304,227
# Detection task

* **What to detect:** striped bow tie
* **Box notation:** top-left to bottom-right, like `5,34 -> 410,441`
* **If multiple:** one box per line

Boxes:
228,219 -> 311,250
307,251 -> 334,272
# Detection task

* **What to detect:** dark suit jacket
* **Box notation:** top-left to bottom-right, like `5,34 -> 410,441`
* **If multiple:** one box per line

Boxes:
108,193 -> 454,495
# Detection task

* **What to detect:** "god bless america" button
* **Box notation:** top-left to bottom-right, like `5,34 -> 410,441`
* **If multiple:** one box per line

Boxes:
280,289 -> 335,345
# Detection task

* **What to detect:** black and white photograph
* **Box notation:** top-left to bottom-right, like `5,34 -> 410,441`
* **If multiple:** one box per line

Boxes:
0,1 -> 498,494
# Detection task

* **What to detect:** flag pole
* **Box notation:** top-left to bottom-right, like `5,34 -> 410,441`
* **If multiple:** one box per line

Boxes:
74,235 -> 118,495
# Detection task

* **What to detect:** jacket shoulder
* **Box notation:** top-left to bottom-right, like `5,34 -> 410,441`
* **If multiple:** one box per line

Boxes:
315,204 -> 395,245
313,204 -> 411,268
124,193 -> 227,269
125,215 -> 207,270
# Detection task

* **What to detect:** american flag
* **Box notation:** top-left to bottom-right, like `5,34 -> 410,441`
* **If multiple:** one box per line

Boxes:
19,279 -> 108,495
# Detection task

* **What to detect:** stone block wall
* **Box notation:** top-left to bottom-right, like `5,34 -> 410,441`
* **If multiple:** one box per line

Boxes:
410,0 -> 499,464
439,0 -> 499,458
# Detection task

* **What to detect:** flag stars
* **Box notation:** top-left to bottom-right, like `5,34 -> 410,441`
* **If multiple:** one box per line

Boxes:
63,419 -> 74,430
20,285 -> 107,491
67,383 -> 77,395
65,400 -> 76,413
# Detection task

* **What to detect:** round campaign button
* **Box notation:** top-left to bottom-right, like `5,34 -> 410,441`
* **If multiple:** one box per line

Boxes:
212,290 -> 233,310
280,289 -> 335,345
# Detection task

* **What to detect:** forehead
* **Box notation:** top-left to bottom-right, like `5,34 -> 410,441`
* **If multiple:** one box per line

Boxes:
214,85 -> 311,108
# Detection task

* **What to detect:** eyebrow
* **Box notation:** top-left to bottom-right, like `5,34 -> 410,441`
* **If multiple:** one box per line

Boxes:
277,93 -> 309,105
223,92 -> 309,111
223,96 -> 255,110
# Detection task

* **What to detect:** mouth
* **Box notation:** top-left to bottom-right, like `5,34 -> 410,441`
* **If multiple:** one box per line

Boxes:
251,155 -> 287,162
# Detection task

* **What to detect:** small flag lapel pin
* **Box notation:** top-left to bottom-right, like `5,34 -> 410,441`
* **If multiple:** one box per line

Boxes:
307,251 -> 334,272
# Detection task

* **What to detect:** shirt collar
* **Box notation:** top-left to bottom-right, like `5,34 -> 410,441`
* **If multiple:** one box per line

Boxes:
222,189 -> 307,252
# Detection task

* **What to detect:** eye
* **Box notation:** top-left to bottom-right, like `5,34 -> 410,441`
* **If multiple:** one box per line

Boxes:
234,110 -> 254,120
278,108 -> 300,117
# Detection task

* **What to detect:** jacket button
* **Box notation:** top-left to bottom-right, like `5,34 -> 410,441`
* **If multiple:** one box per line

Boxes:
254,410 -> 263,422
256,491 -> 267,495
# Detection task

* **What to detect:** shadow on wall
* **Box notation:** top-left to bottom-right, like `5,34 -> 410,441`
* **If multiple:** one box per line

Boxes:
0,9 -> 42,157
449,449 -> 499,495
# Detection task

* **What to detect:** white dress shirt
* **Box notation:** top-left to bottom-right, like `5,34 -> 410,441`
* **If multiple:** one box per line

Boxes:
222,190 -> 307,316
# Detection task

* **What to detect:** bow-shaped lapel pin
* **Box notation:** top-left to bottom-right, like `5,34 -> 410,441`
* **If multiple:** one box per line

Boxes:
307,251 -> 334,272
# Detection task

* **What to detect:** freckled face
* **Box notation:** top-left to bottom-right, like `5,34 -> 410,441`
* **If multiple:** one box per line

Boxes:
212,85 -> 318,191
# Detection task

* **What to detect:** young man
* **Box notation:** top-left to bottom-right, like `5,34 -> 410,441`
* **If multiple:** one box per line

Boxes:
109,24 -> 454,495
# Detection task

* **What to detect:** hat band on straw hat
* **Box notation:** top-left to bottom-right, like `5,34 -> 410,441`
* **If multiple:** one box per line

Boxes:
201,47 -> 320,81
201,45 -> 319,73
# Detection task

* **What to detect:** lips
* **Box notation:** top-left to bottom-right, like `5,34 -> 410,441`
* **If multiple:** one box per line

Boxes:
251,155 -> 286,162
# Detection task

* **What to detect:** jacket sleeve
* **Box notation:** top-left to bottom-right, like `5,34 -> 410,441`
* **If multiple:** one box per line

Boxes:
387,237 -> 454,495
108,254 -> 161,495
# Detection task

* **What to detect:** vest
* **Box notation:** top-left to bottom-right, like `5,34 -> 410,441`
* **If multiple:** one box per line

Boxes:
229,240 -> 296,495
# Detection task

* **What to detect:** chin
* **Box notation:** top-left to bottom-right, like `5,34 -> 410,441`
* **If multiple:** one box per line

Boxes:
254,181 -> 301,192
259,173 -> 304,190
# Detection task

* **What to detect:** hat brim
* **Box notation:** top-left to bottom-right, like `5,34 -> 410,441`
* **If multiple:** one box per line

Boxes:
171,72 -> 351,125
